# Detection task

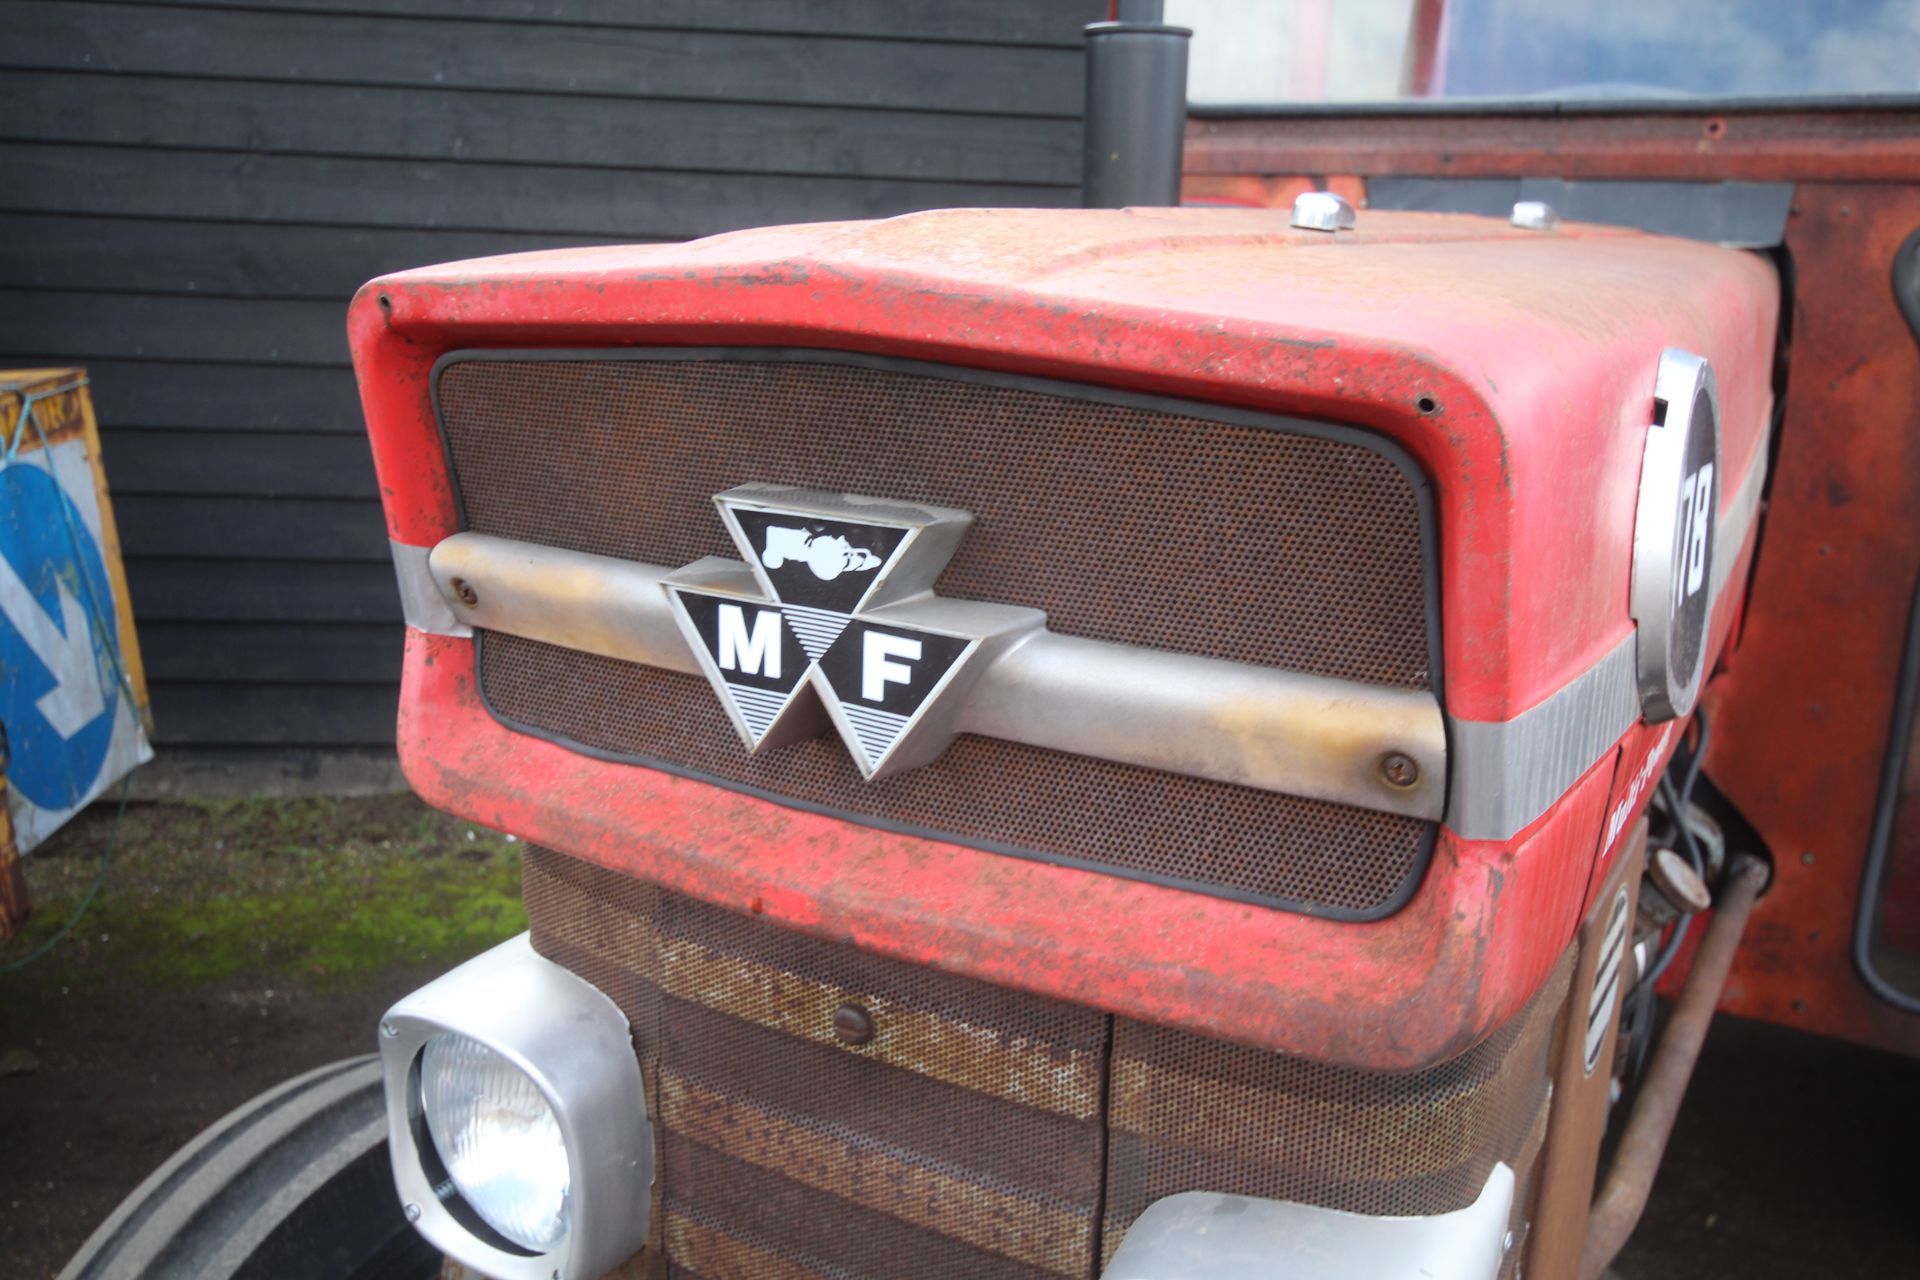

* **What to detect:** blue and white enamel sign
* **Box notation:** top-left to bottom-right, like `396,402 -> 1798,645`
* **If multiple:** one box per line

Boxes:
0,388 -> 151,851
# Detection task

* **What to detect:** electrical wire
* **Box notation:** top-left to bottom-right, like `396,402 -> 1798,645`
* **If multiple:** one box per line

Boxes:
1640,904 -> 1692,991
1623,709 -> 1714,1074
1639,773 -> 1708,990
1678,706 -> 1711,808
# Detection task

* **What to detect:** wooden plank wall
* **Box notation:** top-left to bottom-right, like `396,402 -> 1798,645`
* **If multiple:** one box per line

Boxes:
0,0 -> 1097,751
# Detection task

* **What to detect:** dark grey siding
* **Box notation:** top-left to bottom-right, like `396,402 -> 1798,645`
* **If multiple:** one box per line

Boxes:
0,0 -> 1098,750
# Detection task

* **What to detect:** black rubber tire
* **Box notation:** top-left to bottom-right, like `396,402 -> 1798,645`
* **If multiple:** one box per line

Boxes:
58,1055 -> 441,1280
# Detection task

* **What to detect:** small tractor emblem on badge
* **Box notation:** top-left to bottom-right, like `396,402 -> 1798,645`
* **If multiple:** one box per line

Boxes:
758,526 -> 884,581
660,484 -> 1043,779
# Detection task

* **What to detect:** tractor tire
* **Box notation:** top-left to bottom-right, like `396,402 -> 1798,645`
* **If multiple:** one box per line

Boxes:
58,1055 -> 441,1280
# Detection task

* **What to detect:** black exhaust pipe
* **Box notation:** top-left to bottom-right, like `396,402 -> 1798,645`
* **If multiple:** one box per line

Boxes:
1081,0 -> 1191,208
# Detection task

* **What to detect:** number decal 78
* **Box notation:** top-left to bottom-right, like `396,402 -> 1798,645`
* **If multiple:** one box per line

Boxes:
1673,462 -> 1715,609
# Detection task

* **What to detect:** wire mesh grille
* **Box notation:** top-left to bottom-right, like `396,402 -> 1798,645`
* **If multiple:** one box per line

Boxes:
441,353 -> 1434,916
1100,949 -> 1574,1267
437,354 -> 1431,686
524,845 -> 1108,1279
481,630 -> 1428,913
523,849 -> 1570,1279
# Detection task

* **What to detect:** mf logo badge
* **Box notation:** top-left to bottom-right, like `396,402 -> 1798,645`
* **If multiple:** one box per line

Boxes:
662,485 -> 1042,778
1631,349 -> 1720,723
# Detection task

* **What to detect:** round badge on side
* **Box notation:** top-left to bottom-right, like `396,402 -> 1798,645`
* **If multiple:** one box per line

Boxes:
1631,350 -> 1721,722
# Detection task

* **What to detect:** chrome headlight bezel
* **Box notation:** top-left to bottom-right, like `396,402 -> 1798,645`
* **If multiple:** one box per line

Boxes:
378,934 -> 652,1280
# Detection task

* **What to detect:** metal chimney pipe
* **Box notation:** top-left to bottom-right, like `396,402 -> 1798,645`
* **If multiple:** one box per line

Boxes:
1081,2 -> 1191,208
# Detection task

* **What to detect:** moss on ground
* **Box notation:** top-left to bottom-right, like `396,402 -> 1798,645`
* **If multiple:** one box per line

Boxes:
0,793 -> 526,1012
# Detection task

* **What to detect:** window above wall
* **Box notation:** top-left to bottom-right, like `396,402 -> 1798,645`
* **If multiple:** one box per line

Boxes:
1166,0 -> 1920,107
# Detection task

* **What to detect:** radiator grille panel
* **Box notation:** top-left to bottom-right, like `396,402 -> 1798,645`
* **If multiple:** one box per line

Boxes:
442,352 -> 1435,918
524,846 -> 1107,1280
437,355 -> 1430,686
482,630 -> 1428,913
1101,949 -> 1573,1267
524,849 -> 1570,1279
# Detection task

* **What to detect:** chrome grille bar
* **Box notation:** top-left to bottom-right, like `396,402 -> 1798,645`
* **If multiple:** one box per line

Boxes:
420,532 -> 1448,821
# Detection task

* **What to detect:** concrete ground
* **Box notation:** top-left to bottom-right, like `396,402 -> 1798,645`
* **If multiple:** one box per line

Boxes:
1611,1012 -> 1919,1278
2,794 -> 1916,1278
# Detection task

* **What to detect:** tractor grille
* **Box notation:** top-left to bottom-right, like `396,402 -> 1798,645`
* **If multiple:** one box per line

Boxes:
525,846 -> 1108,1280
439,352 -> 1435,918
1102,951 -> 1572,1270
479,630 -> 1427,914
524,848 -> 1571,1278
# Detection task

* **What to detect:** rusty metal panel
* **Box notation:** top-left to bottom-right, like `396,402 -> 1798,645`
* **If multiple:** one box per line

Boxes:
523,846 -> 1109,1279
524,844 -> 1578,1277
1525,823 -> 1646,1275
1694,183 -> 1920,1057
1100,949 -> 1573,1269
1184,107 -> 1920,183
1173,107 -> 1920,1057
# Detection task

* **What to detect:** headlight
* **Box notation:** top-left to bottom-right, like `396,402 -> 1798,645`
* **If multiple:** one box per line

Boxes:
379,934 -> 651,1280
420,1033 -> 571,1252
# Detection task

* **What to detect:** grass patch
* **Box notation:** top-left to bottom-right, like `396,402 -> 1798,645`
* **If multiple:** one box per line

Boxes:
1,793 -> 527,1012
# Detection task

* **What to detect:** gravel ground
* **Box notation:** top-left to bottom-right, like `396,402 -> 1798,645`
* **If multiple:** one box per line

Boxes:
2,793 -> 1915,1278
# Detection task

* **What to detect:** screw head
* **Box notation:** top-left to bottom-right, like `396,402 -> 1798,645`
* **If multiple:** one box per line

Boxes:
404,1202 -> 421,1223
1379,752 -> 1420,789
450,577 -> 479,608
1291,190 -> 1356,233
832,1002 -> 876,1046
1510,200 -> 1560,231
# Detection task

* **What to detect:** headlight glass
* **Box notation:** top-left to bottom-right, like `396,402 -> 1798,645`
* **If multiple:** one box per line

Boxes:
420,1032 -> 571,1252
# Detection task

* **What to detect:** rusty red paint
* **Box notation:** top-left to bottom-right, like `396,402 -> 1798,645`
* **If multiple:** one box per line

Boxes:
1693,184 -> 1920,1057
1186,107 -> 1920,184
1186,108 -> 1920,1056
350,207 -> 1775,1068
1182,173 -> 1366,212
401,627 -> 1611,1070
349,208 -> 1774,724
